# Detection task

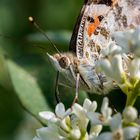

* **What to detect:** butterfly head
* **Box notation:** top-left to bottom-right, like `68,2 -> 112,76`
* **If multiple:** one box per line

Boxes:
47,53 -> 74,72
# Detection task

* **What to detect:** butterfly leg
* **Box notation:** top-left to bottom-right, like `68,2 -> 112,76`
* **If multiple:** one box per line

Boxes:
55,71 -> 61,103
71,73 -> 80,107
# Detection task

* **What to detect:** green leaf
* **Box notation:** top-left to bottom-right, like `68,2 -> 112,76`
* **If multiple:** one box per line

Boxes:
0,54 -> 12,90
0,85 -> 23,140
6,59 -> 50,119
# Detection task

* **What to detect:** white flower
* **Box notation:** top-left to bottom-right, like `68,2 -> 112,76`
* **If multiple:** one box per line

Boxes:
129,58 -> 140,80
112,26 -> 140,56
97,42 -> 125,84
72,103 -> 89,132
83,98 -> 97,113
101,41 -> 122,56
70,128 -> 81,139
89,125 -> 103,137
39,102 -> 71,123
34,124 -> 67,140
97,113 -> 139,140
55,102 -> 71,119
87,97 -> 112,125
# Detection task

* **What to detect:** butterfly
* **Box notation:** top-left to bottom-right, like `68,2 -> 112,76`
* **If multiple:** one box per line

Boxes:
47,0 -> 140,102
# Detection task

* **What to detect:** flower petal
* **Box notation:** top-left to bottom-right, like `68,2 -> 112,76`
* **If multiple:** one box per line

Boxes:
89,101 -> 97,112
111,55 -> 124,83
83,98 -> 92,110
90,124 -> 103,136
110,113 -> 122,131
98,59 -> 113,77
123,127 -> 139,140
97,132 -> 112,140
129,58 -> 140,80
112,31 -> 130,53
83,98 -> 97,112
55,102 -> 65,118
73,103 -> 89,130
37,126 -> 65,140
87,112 -> 102,125
101,97 -> 109,114
33,137 -> 41,140
39,111 -> 56,121
70,128 -> 81,140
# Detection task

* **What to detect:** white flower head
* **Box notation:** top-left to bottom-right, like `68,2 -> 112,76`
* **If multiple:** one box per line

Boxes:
33,98 -> 140,140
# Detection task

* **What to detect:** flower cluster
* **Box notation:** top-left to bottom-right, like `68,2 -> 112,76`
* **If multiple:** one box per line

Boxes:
97,26 -> 140,106
33,98 -> 140,140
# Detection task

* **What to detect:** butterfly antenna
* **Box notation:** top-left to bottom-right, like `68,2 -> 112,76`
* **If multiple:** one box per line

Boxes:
28,16 -> 61,55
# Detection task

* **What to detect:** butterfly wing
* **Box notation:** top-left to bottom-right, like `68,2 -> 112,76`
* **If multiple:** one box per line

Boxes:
69,0 -> 111,60
69,0 -> 88,54
69,0 -> 140,60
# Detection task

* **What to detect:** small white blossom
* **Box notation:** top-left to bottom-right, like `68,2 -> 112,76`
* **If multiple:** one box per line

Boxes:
89,124 -> 103,137
34,124 -> 67,140
39,102 -> 71,123
83,98 -> 97,113
97,42 -> 125,84
70,128 -> 81,139
55,102 -> 71,119
72,103 -> 89,132
129,58 -> 140,80
87,97 -> 112,125
101,41 -> 122,56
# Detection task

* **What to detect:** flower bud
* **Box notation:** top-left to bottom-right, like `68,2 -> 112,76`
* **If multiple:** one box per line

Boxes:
123,106 -> 138,123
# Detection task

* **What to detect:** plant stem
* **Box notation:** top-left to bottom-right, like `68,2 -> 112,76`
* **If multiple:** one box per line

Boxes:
126,91 -> 138,106
125,80 -> 140,107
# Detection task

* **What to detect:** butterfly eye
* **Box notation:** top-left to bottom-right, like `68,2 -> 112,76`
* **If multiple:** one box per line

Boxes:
98,15 -> 104,22
59,56 -> 71,69
87,16 -> 94,23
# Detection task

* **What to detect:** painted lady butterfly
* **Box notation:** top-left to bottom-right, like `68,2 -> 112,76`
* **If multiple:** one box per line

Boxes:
47,0 -> 140,101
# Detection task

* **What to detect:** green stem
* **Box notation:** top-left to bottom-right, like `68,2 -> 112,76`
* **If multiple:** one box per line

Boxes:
126,91 -> 138,106
125,80 -> 140,107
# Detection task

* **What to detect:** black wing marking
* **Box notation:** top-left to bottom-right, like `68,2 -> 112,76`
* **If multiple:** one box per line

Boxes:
69,0 -> 88,54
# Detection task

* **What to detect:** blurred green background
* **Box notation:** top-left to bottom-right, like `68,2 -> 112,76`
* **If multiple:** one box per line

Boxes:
0,0 -> 139,140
